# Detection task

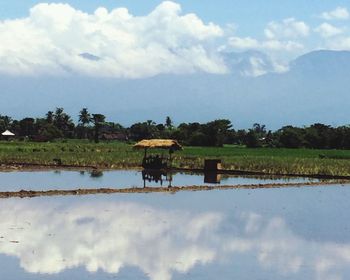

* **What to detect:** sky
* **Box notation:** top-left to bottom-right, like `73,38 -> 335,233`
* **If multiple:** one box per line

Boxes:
1,1 -> 350,78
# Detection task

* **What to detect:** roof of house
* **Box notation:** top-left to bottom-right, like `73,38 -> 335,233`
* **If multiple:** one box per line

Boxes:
1,130 -> 15,136
133,139 -> 182,150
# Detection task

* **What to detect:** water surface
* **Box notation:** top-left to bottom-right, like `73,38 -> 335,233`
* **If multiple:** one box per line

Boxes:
0,170 -> 318,191
0,184 -> 349,280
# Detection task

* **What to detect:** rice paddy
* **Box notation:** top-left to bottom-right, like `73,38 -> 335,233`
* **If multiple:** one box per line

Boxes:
1,140 -> 350,176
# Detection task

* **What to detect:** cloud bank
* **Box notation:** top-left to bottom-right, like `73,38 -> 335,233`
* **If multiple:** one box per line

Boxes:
0,1 -> 226,78
1,2 -> 350,79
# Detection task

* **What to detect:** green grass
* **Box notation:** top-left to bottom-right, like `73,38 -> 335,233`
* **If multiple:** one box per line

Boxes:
1,140 -> 350,176
0,140 -> 142,169
174,146 -> 350,176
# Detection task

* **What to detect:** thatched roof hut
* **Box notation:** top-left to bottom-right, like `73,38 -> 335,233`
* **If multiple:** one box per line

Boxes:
134,139 -> 182,170
133,139 -> 182,151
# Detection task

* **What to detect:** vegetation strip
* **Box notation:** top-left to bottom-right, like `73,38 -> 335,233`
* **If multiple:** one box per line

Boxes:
3,140 -> 350,177
0,180 -> 348,198
1,108 -> 350,150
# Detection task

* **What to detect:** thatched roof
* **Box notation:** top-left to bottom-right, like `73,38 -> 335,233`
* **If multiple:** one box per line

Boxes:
2,130 -> 15,136
133,139 -> 182,150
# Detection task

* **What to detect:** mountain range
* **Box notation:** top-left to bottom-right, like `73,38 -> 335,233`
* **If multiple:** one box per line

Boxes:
0,50 -> 349,129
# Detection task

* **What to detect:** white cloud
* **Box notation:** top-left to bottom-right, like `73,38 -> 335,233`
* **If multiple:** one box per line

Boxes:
223,36 -> 299,76
224,18 -> 308,60
326,36 -> 350,50
262,40 -> 304,51
227,36 -> 304,52
239,56 -> 270,77
321,7 -> 349,21
227,36 -> 259,49
315,23 -> 344,38
264,18 -> 310,39
0,2 -> 227,78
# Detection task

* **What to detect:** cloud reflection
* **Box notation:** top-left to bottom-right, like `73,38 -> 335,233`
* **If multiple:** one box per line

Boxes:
0,200 -> 349,280
0,200 -> 222,280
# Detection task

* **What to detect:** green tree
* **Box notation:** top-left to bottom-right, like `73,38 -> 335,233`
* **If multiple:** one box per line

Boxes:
53,108 -> 74,138
253,123 -> 267,138
78,108 -> 91,139
19,118 -> 35,137
46,111 -> 54,124
304,123 -> 332,149
165,116 -> 173,130
201,119 -> 233,146
92,114 -> 106,143
278,126 -> 304,148
129,121 -> 160,141
244,130 -> 260,148
0,115 -> 12,132
79,108 -> 91,126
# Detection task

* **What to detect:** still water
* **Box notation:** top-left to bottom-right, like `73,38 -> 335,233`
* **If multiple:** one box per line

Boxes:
0,170 -> 318,191
0,183 -> 350,280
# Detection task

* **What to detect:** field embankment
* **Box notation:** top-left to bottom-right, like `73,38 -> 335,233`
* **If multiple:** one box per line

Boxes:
0,180 -> 348,198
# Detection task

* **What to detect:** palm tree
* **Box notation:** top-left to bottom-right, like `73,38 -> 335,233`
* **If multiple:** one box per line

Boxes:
78,108 -> 91,139
53,108 -> 64,129
79,108 -> 91,126
165,116 -> 173,130
53,108 -> 74,138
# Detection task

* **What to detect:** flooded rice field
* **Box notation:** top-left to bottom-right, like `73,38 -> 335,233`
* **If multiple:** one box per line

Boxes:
0,169 -> 319,191
0,170 -> 349,280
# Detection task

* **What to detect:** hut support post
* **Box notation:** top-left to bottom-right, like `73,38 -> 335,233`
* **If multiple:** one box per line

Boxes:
169,150 -> 172,169
142,148 -> 148,168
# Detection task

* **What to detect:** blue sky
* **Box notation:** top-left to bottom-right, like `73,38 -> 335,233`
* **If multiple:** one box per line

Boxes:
1,1 -> 350,78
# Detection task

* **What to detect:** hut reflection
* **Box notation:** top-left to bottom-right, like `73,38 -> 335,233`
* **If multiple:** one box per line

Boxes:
142,170 -> 173,187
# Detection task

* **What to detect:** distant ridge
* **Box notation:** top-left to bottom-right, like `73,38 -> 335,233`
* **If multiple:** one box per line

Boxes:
0,50 -> 350,129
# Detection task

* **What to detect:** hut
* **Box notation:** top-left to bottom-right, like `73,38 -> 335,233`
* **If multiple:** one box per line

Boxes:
133,139 -> 182,170
1,130 -> 15,140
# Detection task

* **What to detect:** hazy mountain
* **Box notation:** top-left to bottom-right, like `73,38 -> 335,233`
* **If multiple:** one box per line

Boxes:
0,50 -> 349,129
223,50 -> 283,77
290,50 -> 350,78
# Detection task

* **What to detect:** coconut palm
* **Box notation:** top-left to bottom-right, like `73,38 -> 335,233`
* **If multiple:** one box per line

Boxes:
78,108 -> 91,139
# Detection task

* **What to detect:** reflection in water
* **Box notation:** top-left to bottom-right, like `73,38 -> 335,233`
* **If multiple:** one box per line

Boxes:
0,170 -> 319,191
90,170 -> 104,178
0,200 -> 221,280
0,200 -> 350,280
204,172 -> 221,184
142,170 -> 173,187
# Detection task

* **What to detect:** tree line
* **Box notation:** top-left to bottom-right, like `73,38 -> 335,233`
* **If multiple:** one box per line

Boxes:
1,109 -> 350,149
